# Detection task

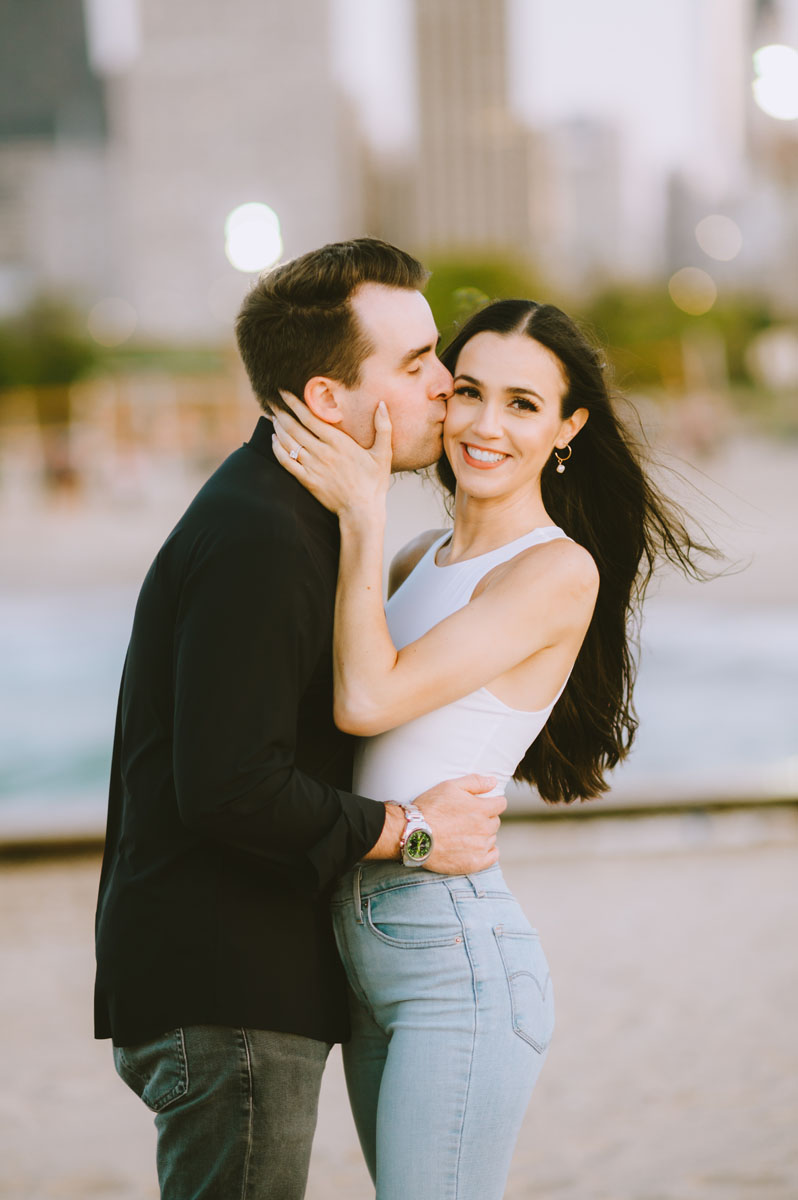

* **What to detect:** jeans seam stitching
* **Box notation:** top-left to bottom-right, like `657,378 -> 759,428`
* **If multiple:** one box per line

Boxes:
493,929 -> 550,1053
452,896 -> 477,1200
176,1027 -> 189,1101
333,910 -> 380,1022
240,1028 -> 254,1200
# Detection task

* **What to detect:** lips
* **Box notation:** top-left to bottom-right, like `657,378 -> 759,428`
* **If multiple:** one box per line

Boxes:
461,443 -> 509,469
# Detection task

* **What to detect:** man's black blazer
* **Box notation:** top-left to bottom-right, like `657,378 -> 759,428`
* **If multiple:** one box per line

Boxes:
94,417 -> 386,1046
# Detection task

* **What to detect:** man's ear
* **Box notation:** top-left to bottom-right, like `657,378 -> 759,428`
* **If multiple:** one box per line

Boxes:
304,376 -> 346,425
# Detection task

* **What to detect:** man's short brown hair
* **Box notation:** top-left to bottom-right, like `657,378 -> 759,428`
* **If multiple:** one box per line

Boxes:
235,238 -> 428,414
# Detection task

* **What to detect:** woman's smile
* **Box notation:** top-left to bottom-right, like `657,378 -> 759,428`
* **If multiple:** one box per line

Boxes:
461,443 -> 510,469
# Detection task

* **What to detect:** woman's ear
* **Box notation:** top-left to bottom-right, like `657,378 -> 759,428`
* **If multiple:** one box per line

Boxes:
304,376 -> 346,425
557,406 -> 589,448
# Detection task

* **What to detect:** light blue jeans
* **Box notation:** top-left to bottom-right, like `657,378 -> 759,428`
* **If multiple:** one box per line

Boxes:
331,862 -> 554,1200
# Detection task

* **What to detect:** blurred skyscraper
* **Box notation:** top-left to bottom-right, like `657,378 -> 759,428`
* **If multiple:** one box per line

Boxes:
531,118 -> 625,291
0,0 -> 108,314
102,0 -> 363,339
408,0 -> 531,254
362,0 -> 548,262
0,0 -> 364,340
663,0 -> 798,307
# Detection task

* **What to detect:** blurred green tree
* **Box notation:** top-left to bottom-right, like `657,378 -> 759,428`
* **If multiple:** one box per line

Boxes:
424,257 -> 776,399
0,299 -> 98,424
582,287 -> 774,390
0,299 -> 97,388
424,257 -> 545,346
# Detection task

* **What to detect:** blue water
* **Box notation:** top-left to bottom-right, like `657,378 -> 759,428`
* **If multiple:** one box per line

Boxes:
628,600 -> 797,791
0,589 -> 135,814
1,588 -> 796,822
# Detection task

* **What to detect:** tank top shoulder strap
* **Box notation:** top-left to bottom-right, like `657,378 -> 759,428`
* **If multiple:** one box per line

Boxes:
400,524 -> 569,604
434,525 -> 569,572
458,525 -> 570,597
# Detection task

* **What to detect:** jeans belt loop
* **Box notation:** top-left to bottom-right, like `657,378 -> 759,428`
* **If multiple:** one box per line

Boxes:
468,874 -> 486,899
352,864 -> 364,923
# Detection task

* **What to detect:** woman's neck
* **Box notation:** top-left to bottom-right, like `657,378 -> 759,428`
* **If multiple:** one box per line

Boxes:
442,487 -> 553,565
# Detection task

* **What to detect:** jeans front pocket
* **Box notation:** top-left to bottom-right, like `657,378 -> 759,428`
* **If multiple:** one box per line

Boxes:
113,1027 -> 189,1111
494,926 -> 555,1053
365,882 -> 464,949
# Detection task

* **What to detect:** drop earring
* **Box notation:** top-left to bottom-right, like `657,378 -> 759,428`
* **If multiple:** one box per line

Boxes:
554,445 -> 572,474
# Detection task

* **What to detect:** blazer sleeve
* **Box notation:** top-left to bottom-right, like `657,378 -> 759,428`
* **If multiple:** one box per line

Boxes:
171,522 -> 386,892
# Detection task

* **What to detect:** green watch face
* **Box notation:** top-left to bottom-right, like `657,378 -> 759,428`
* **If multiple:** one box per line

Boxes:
405,829 -> 432,860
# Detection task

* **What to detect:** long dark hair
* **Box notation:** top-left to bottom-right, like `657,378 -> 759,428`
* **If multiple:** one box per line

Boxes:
438,299 -> 715,804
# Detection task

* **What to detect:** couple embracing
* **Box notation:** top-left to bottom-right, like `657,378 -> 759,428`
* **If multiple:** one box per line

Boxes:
95,238 -> 702,1199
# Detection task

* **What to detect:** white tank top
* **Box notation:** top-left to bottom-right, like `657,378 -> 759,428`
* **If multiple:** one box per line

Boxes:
353,525 -> 570,805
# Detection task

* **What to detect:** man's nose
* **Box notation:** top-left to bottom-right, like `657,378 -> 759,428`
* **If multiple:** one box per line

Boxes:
430,360 -> 453,400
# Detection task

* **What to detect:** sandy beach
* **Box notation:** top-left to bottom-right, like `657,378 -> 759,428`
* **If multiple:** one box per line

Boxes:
2,809 -> 797,1200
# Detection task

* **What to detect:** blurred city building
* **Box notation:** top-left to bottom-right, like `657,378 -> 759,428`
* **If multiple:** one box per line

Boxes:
662,0 -> 798,308
0,0 -> 796,342
103,0 -> 364,339
0,0 -> 364,341
404,0 -> 532,254
0,0 -> 109,315
531,118 -> 625,292
357,0 -> 798,306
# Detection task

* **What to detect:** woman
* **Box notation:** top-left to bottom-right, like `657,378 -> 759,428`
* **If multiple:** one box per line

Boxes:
272,300 -> 708,1199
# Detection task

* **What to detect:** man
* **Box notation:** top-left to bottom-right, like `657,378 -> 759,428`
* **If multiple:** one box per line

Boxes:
95,238 -> 504,1199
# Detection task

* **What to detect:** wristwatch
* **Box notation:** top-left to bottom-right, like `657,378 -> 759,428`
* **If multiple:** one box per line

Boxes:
397,803 -> 434,867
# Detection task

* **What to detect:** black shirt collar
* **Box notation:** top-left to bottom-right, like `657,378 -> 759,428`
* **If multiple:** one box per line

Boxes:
245,416 -> 339,536
246,415 -> 278,460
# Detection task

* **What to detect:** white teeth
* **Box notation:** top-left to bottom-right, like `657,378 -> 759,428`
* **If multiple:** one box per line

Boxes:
466,445 -> 506,463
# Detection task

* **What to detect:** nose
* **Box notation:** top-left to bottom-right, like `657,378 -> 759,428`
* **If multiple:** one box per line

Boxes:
470,400 -> 504,440
429,358 -> 453,401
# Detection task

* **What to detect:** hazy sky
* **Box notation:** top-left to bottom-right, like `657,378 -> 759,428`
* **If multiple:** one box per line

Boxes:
331,0 -> 705,165
331,0 -> 797,175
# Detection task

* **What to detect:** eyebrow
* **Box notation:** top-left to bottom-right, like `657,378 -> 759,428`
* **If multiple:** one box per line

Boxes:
454,373 -> 546,404
398,335 -> 440,368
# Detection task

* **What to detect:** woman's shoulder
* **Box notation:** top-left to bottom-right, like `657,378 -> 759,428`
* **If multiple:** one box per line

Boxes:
476,534 -> 599,608
519,534 -> 599,590
387,528 -> 449,598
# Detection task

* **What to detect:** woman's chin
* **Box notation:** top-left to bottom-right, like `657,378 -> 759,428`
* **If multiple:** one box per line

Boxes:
452,471 -> 509,500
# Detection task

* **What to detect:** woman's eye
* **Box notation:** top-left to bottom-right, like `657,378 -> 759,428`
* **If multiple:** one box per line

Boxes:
454,385 -> 480,400
511,397 -> 538,412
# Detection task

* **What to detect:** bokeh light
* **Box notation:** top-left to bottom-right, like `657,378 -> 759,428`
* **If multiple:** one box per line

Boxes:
87,297 -> 138,346
752,44 -> 798,120
667,267 -> 717,315
224,203 -> 283,273
695,215 -> 743,262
